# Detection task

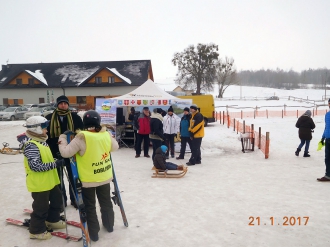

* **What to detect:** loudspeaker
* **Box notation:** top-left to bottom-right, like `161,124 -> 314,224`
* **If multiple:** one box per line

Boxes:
116,108 -> 124,125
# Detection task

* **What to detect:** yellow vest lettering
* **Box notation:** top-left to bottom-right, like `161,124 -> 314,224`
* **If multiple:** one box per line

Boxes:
76,131 -> 113,182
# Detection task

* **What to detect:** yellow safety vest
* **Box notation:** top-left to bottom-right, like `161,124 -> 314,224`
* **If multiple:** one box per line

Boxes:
76,131 -> 112,183
24,140 -> 60,192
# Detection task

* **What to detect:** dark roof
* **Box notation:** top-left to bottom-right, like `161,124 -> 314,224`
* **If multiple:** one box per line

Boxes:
0,60 -> 152,89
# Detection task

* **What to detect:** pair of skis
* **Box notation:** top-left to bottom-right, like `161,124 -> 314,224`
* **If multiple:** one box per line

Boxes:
5,218 -> 82,242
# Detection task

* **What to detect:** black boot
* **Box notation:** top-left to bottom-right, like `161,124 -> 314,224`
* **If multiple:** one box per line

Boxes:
295,148 -> 301,156
303,151 -> 310,157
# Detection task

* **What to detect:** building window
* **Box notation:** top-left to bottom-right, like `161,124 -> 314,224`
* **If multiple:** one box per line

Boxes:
28,78 -> 34,85
14,99 -> 19,105
95,77 -> 102,84
77,96 -> 86,104
108,76 -> 115,83
16,78 -> 22,85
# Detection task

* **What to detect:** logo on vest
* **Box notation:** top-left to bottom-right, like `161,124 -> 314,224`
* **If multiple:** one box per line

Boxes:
92,152 -> 111,174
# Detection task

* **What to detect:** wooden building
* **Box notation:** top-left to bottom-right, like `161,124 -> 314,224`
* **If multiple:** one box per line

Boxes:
0,60 -> 153,109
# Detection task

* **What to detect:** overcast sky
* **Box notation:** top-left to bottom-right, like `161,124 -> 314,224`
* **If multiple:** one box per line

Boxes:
0,0 -> 329,80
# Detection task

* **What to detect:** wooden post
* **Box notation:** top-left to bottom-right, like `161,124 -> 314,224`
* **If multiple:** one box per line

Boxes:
233,119 -> 236,131
241,110 -> 243,119
265,132 -> 270,159
251,124 -> 254,151
237,121 -> 239,134
219,111 -> 221,124
222,111 -> 225,125
227,115 -> 230,128
258,127 -> 261,149
243,120 -> 245,133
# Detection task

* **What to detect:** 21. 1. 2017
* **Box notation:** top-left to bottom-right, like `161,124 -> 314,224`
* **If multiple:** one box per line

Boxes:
248,216 -> 309,226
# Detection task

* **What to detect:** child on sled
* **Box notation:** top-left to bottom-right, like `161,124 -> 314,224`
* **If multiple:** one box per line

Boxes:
153,145 -> 185,171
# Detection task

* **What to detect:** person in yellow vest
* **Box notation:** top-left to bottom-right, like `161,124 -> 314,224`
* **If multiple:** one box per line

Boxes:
58,110 -> 119,242
23,116 -> 66,240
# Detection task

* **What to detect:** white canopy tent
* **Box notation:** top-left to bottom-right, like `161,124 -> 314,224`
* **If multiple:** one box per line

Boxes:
113,79 -> 182,106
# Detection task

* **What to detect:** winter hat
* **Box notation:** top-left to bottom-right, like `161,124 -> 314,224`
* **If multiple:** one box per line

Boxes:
56,95 -> 69,106
168,106 -> 174,112
143,106 -> 149,110
156,108 -> 163,114
190,104 -> 198,111
304,110 -> 311,117
183,107 -> 190,112
25,116 -> 49,134
161,145 -> 168,153
130,107 -> 135,112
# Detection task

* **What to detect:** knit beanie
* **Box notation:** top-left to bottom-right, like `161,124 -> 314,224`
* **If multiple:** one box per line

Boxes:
161,145 -> 168,153
56,95 -> 69,106
190,104 -> 198,111
168,106 -> 174,112
131,107 -> 135,112
156,108 -> 163,114
183,107 -> 190,112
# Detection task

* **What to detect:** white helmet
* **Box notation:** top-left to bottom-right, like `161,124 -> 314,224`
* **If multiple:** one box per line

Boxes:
25,116 -> 49,134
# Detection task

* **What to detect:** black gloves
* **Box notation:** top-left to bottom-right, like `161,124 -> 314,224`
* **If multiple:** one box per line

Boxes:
55,159 -> 65,168
189,131 -> 194,138
321,138 -> 325,145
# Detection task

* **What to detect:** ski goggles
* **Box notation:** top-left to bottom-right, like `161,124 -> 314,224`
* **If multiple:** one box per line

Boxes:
26,120 -> 50,129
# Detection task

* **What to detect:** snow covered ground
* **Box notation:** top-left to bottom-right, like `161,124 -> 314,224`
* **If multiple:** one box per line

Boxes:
0,86 -> 329,247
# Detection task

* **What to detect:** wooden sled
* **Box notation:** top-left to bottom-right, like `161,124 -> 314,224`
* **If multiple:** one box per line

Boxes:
151,166 -> 188,178
0,142 -> 22,155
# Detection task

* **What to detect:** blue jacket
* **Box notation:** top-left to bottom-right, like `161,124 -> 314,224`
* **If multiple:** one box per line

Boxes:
180,114 -> 191,137
322,112 -> 330,139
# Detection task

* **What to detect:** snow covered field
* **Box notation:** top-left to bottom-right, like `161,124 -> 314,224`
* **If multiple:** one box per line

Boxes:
0,86 -> 329,247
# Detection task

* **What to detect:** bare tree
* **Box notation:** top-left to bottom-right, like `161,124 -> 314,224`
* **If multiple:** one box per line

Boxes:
214,57 -> 238,98
172,43 -> 219,94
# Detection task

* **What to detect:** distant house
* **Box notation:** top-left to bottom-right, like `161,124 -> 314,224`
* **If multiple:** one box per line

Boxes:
172,86 -> 194,95
0,60 -> 153,109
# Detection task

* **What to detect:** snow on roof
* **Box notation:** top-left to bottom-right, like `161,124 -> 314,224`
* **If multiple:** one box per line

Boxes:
0,77 -> 7,83
122,61 -> 147,77
54,65 -> 100,85
25,70 -> 48,86
106,67 -> 131,84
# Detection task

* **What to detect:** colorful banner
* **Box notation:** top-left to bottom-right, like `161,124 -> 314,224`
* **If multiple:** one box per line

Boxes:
95,98 -> 117,137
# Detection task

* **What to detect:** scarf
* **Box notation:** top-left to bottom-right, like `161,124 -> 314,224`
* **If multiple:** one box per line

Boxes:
50,108 -> 74,138
26,130 -> 48,142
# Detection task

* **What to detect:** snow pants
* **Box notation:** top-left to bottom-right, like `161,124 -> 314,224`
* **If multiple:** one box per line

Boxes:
29,185 -> 62,234
189,137 -> 203,164
82,183 -> 114,236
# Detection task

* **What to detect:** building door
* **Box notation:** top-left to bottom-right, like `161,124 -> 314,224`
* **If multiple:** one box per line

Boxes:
3,98 -> 8,106
39,98 -> 45,103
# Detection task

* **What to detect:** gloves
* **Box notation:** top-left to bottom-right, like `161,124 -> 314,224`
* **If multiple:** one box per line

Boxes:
63,130 -> 74,135
189,131 -> 194,138
321,138 -> 325,146
55,159 -> 65,168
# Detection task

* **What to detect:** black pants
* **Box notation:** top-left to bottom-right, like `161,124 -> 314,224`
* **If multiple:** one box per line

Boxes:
29,185 -> 62,234
136,133 -> 150,156
179,136 -> 192,158
164,134 -> 175,157
57,158 -> 75,205
189,138 -> 202,164
82,183 -> 114,236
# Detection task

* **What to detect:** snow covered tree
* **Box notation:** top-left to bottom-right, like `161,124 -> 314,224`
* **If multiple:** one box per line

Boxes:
214,57 -> 238,98
172,43 -> 219,94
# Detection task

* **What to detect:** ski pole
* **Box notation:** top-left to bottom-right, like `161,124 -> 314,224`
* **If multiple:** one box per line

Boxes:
56,153 -> 69,241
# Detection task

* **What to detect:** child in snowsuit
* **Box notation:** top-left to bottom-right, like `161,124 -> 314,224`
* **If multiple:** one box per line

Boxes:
58,110 -> 119,242
23,116 -> 66,240
153,145 -> 184,170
